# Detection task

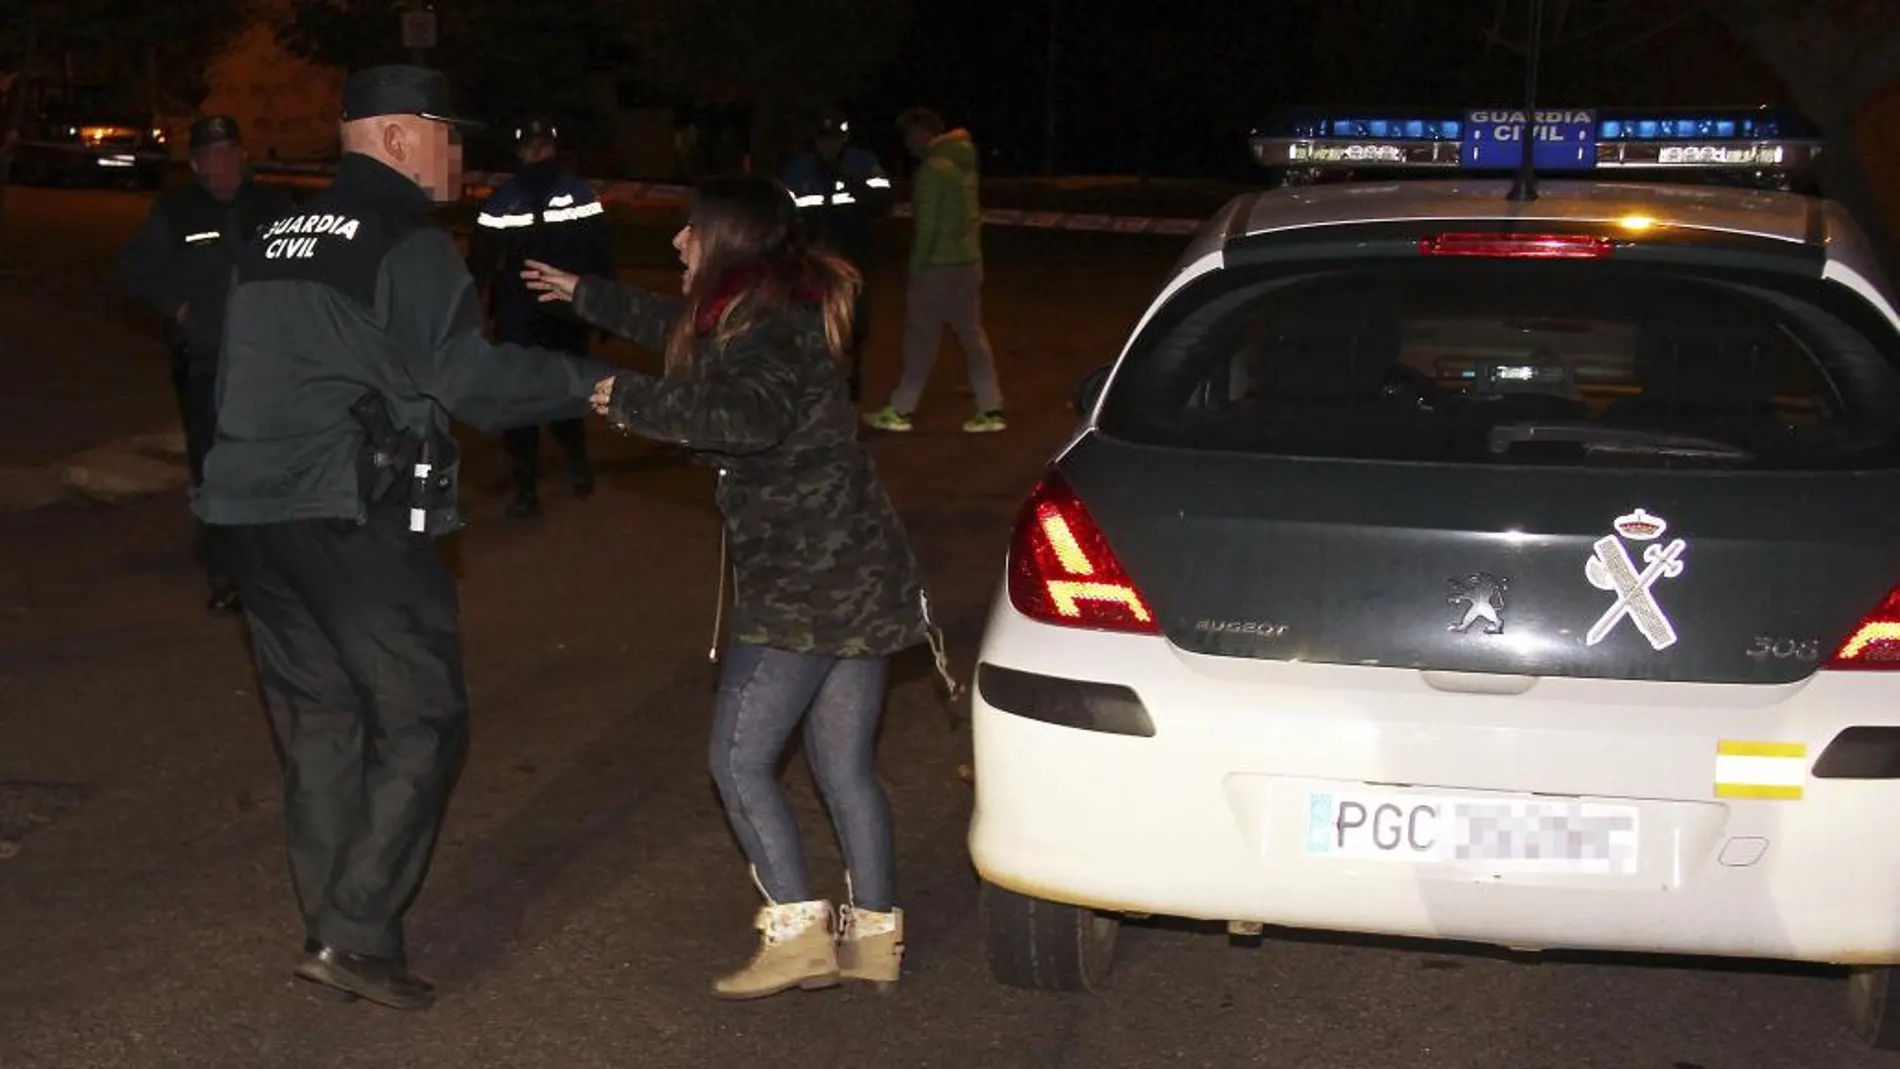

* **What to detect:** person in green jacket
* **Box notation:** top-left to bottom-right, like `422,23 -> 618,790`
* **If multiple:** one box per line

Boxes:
864,108 -> 1005,434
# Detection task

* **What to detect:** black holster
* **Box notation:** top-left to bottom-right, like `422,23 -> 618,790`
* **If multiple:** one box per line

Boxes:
350,393 -> 457,516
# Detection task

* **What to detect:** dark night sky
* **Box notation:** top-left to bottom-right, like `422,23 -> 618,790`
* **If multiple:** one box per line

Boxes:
844,0 -> 1788,179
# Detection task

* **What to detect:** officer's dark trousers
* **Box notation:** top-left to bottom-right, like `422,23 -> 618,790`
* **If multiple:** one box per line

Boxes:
224,506 -> 468,959
501,324 -> 591,500
173,353 -> 232,593
503,418 -> 589,497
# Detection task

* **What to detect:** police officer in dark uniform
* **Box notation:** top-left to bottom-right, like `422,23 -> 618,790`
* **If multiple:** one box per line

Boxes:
781,109 -> 893,401
196,65 -> 619,1010
120,115 -> 295,611
468,115 -> 616,518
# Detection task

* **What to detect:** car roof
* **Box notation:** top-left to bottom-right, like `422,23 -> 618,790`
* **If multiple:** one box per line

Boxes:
1163,178 -> 1898,327
1238,179 -> 1816,243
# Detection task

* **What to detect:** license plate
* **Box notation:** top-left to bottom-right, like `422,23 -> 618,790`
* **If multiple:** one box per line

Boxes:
1304,787 -> 1639,873
1460,108 -> 1596,171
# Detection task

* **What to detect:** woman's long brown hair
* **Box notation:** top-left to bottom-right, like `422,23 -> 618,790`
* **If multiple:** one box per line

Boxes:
663,173 -> 862,376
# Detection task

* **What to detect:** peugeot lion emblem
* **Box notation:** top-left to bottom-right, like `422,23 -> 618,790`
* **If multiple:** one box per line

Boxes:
1447,573 -> 1508,635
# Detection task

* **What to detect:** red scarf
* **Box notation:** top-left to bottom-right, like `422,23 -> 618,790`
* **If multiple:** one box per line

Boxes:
694,259 -> 825,334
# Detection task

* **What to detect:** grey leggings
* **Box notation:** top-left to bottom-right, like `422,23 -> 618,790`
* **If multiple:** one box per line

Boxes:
708,643 -> 896,910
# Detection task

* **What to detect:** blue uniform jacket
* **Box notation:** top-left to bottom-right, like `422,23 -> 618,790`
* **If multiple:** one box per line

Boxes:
468,159 -> 617,347
781,146 -> 892,264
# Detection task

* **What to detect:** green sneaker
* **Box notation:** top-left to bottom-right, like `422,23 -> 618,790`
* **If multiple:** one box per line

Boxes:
864,406 -> 914,432
962,410 -> 1006,434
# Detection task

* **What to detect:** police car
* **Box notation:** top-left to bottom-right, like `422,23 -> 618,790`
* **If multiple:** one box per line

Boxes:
966,105 -> 1900,1050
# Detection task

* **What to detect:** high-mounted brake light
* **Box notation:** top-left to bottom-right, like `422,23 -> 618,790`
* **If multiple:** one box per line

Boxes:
1007,469 -> 1160,635
1826,588 -> 1900,670
1418,232 -> 1614,259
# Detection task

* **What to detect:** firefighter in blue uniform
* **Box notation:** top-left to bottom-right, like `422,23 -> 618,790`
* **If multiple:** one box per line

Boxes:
468,116 -> 616,518
781,109 -> 893,401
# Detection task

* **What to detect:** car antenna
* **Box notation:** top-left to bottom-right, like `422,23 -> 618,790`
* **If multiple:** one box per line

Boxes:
1507,0 -> 1545,203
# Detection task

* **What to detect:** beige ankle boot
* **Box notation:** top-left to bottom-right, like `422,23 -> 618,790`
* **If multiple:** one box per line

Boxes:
837,877 -> 904,989
711,869 -> 840,1001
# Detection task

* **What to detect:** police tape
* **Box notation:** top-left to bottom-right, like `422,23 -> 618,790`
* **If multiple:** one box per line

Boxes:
256,165 -> 1204,237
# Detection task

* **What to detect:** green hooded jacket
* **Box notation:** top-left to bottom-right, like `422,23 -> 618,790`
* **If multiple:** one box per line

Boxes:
909,129 -> 982,270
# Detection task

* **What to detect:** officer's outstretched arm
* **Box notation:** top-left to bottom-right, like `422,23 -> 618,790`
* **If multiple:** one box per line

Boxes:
384,229 -> 617,433
603,326 -> 800,456
572,275 -> 680,355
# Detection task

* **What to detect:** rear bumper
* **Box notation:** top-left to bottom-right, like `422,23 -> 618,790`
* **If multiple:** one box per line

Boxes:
968,582 -> 1900,965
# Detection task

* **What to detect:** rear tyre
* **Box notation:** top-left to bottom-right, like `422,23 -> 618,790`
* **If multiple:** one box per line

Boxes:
978,879 -> 1119,992
1847,967 -> 1900,1050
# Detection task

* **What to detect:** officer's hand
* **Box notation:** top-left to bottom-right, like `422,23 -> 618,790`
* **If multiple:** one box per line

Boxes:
521,260 -> 579,303
591,376 -> 616,416
176,303 -> 189,325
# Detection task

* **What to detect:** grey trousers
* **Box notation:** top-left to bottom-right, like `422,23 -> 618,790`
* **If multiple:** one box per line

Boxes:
890,263 -> 1003,414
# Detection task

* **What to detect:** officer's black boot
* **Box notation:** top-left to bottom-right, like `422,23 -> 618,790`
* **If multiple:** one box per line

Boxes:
297,938 -> 358,1003
206,580 -> 241,614
296,942 -> 436,1011
505,490 -> 541,519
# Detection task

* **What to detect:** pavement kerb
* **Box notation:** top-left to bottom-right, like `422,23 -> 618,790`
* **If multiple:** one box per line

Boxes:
0,428 -> 190,516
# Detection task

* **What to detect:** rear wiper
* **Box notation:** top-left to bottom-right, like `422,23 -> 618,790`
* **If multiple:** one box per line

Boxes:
1486,421 -> 1754,461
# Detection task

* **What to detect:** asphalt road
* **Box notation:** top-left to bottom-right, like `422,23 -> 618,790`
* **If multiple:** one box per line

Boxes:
0,186 -> 1895,1069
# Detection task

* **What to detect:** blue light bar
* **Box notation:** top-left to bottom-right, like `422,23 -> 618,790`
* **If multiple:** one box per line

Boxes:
1248,106 -> 1825,186
1307,117 -> 1465,141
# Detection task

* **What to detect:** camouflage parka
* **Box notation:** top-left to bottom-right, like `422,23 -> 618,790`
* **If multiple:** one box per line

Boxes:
572,274 -> 930,659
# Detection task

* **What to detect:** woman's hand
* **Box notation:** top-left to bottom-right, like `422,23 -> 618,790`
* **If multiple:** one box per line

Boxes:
591,376 -> 616,416
521,260 -> 580,303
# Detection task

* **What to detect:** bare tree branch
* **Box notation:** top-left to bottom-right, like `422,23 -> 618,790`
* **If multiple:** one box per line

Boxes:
1595,0 -> 1724,57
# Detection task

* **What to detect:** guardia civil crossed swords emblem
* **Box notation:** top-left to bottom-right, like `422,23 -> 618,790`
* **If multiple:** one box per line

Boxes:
1585,507 -> 1687,651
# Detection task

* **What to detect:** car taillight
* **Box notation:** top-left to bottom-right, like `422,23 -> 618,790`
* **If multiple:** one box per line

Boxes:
1006,468 -> 1160,635
1418,232 -> 1614,259
1827,588 -> 1900,669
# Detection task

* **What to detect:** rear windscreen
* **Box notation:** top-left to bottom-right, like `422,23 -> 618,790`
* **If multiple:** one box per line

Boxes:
1098,259 -> 1900,470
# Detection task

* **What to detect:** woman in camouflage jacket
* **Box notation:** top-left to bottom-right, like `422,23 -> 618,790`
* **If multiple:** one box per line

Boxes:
522,172 -> 933,1000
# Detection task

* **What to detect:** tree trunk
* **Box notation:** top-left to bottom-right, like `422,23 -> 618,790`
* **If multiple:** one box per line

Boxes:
0,8 -> 42,261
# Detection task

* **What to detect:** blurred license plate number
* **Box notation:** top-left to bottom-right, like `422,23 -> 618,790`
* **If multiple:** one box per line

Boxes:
1305,788 -> 1638,873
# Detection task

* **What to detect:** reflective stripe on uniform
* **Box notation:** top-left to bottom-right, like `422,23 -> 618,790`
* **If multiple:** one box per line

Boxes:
543,201 -> 604,222
476,200 -> 603,228
793,191 -> 859,208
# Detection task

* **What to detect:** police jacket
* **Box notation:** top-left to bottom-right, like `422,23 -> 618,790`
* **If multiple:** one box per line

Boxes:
118,176 -> 296,374
194,152 -> 616,535
781,146 -> 892,264
468,158 -> 615,347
